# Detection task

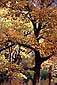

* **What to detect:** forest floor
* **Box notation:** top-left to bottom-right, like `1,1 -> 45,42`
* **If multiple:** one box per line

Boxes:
0,79 -> 55,85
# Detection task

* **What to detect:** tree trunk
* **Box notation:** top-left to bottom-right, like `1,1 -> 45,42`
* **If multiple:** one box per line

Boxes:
32,50 -> 41,85
33,65 -> 41,85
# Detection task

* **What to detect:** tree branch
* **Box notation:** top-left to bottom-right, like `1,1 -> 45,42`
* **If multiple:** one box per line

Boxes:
0,39 -> 37,53
36,35 -> 45,41
41,52 -> 54,62
17,42 -> 36,51
0,43 -> 15,52
24,67 -> 35,71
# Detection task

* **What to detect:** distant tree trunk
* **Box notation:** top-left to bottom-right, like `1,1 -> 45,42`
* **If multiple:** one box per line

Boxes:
48,65 -> 52,85
9,47 -> 11,62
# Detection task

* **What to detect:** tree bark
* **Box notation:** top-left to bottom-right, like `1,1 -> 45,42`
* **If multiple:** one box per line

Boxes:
33,50 -> 41,85
32,50 -> 53,85
33,65 -> 41,85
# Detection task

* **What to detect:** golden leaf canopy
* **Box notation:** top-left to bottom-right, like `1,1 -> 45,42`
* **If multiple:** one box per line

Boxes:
0,6 -> 57,56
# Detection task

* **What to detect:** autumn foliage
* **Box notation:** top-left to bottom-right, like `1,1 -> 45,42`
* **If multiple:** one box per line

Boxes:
0,0 -> 57,83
